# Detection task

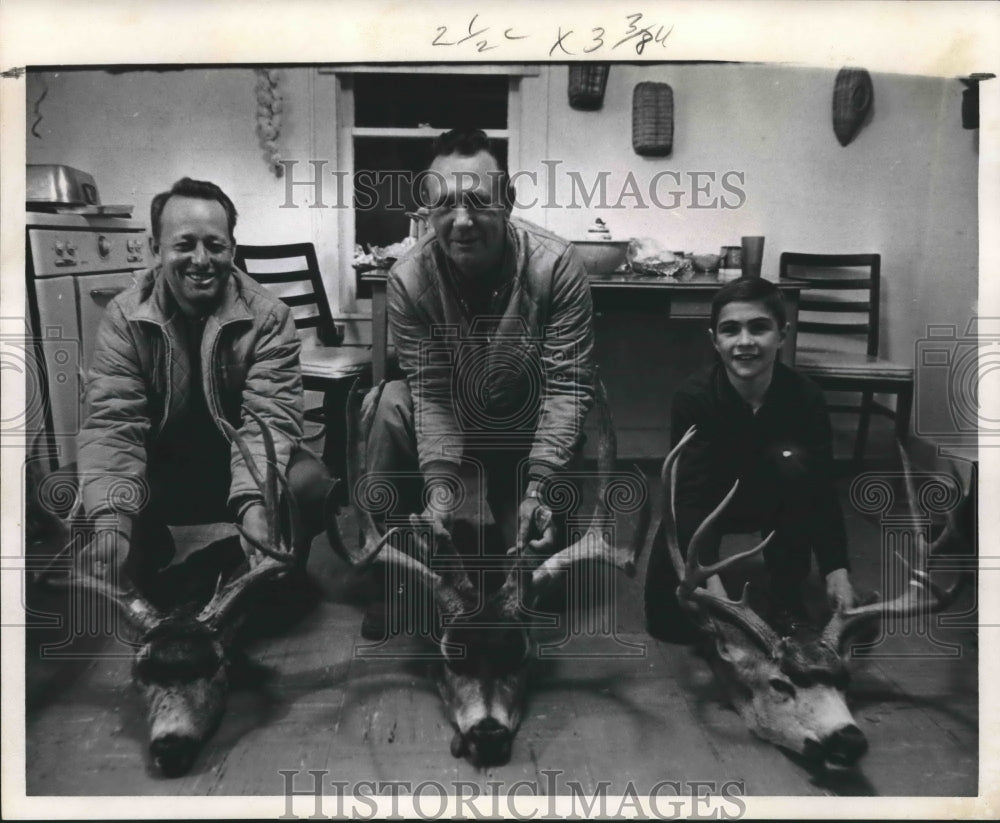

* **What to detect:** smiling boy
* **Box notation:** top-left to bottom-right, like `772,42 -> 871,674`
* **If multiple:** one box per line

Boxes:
644,277 -> 855,641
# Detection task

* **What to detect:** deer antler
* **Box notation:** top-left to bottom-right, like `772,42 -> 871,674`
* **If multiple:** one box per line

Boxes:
200,411 -> 300,630
821,444 -> 972,651
661,428 -> 782,653
44,569 -> 164,635
524,378 -> 651,601
325,379 -> 474,617
26,432 -> 165,636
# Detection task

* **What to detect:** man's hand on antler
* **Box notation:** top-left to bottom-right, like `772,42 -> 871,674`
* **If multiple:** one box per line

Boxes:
825,567 -> 856,611
75,527 -> 129,584
410,469 -> 459,563
516,482 -> 556,557
239,502 -> 269,569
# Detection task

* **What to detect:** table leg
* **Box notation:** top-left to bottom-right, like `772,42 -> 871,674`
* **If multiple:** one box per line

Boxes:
895,381 -> 914,439
371,282 -> 388,384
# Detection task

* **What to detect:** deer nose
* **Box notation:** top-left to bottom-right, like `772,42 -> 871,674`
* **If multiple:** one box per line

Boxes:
466,717 -> 513,767
150,733 -> 200,777
823,724 -> 869,767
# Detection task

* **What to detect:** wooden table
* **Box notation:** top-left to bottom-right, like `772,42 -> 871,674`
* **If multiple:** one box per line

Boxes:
359,271 -> 807,382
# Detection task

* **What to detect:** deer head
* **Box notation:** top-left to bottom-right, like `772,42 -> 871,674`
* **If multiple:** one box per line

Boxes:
35,410 -> 299,776
326,378 -> 650,767
660,428 -> 970,770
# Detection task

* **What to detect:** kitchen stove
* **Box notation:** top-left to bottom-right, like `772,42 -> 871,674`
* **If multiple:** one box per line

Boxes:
25,209 -> 151,468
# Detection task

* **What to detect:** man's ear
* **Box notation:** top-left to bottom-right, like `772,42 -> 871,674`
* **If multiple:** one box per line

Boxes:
778,322 -> 789,346
148,235 -> 160,264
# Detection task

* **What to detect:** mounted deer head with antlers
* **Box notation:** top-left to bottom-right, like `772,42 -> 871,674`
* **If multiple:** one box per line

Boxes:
326,378 -> 650,767
660,427 -> 971,771
35,410 -> 300,777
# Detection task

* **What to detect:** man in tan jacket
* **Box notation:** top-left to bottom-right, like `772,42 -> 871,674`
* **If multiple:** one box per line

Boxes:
76,177 -> 330,600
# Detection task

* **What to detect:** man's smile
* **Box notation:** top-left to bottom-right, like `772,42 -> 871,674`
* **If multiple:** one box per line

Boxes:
184,271 -> 220,286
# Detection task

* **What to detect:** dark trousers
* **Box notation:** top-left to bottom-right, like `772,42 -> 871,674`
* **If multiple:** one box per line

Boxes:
644,467 -> 817,637
366,380 -> 581,552
72,446 -> 332,605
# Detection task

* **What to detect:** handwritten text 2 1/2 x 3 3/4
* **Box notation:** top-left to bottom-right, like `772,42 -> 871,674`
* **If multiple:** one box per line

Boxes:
432,13 -> 672,57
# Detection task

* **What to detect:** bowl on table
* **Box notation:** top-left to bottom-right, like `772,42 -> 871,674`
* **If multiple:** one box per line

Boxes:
571,240 -> 630,278
691,253 -> 723,274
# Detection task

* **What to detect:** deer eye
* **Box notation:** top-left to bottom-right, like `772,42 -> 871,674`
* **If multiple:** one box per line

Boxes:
769,677 -> 796,699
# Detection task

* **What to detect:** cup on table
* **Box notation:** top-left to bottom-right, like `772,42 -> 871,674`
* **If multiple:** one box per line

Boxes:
741,236 -> 764,278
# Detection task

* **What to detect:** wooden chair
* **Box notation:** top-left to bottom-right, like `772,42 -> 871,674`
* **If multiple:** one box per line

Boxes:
779,252 -> 913,463
234,242 -> 373,483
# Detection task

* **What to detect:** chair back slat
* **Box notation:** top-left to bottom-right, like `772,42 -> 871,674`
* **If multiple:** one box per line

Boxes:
800,299 -> 871,313
244,269 -> 316,285
798,321 -> 872,336
780,252 -> 880,357
794,276 -> 873,290
281,292 -> 319,308
234,243 -> 341,346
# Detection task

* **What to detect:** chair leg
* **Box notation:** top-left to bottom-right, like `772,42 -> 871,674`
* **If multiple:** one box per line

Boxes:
894,382 -> 914,440
321,382 -> 352,492
853,390 -> 874,465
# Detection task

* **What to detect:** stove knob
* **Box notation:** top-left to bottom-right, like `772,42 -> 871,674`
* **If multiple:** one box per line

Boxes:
67,243 -> 77,257
97,235 -> 112,258
54,240 -> 65,256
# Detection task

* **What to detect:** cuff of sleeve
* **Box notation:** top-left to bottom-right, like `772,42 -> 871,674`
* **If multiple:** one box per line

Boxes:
92,512 -> 133,542
422,459 -> 463,482
527,462 -> 558,484
231,495 -> 264,523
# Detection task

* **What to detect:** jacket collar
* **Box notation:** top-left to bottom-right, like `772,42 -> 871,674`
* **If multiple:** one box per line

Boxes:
124,266 -> 254,327
712,359 -> 793,413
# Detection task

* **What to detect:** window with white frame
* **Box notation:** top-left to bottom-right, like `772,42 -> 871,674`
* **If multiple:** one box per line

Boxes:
330,67 -> 525,313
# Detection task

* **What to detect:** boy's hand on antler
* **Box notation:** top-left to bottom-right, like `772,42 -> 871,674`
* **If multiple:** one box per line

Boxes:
825,567 -> 856,611
239,503 -> 269,568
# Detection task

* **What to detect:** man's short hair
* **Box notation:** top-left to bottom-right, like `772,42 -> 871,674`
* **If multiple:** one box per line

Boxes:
150,177 -> 238,243
425,127 -> 514,209
710,277 -> 788,331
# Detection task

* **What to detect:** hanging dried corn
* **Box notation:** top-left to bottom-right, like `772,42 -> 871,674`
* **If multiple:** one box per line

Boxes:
254,69 -> 284,177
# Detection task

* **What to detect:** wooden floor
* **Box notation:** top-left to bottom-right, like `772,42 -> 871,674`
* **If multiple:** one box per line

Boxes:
23,441 -> 978,798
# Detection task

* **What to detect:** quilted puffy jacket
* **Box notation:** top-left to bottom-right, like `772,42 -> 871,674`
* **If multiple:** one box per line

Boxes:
77,266 -> 304,537
387,217 -> 596,482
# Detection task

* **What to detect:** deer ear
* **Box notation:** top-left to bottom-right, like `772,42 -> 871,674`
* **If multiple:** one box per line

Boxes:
714,635 -> 752,666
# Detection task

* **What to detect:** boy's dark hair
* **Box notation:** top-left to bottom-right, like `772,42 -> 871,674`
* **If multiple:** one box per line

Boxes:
425,127 -> 515,209
710,277 -> 788,331
150,177 -> 238,243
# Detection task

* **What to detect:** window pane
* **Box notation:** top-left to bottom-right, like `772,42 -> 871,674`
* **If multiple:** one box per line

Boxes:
353,74 -> 508,129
